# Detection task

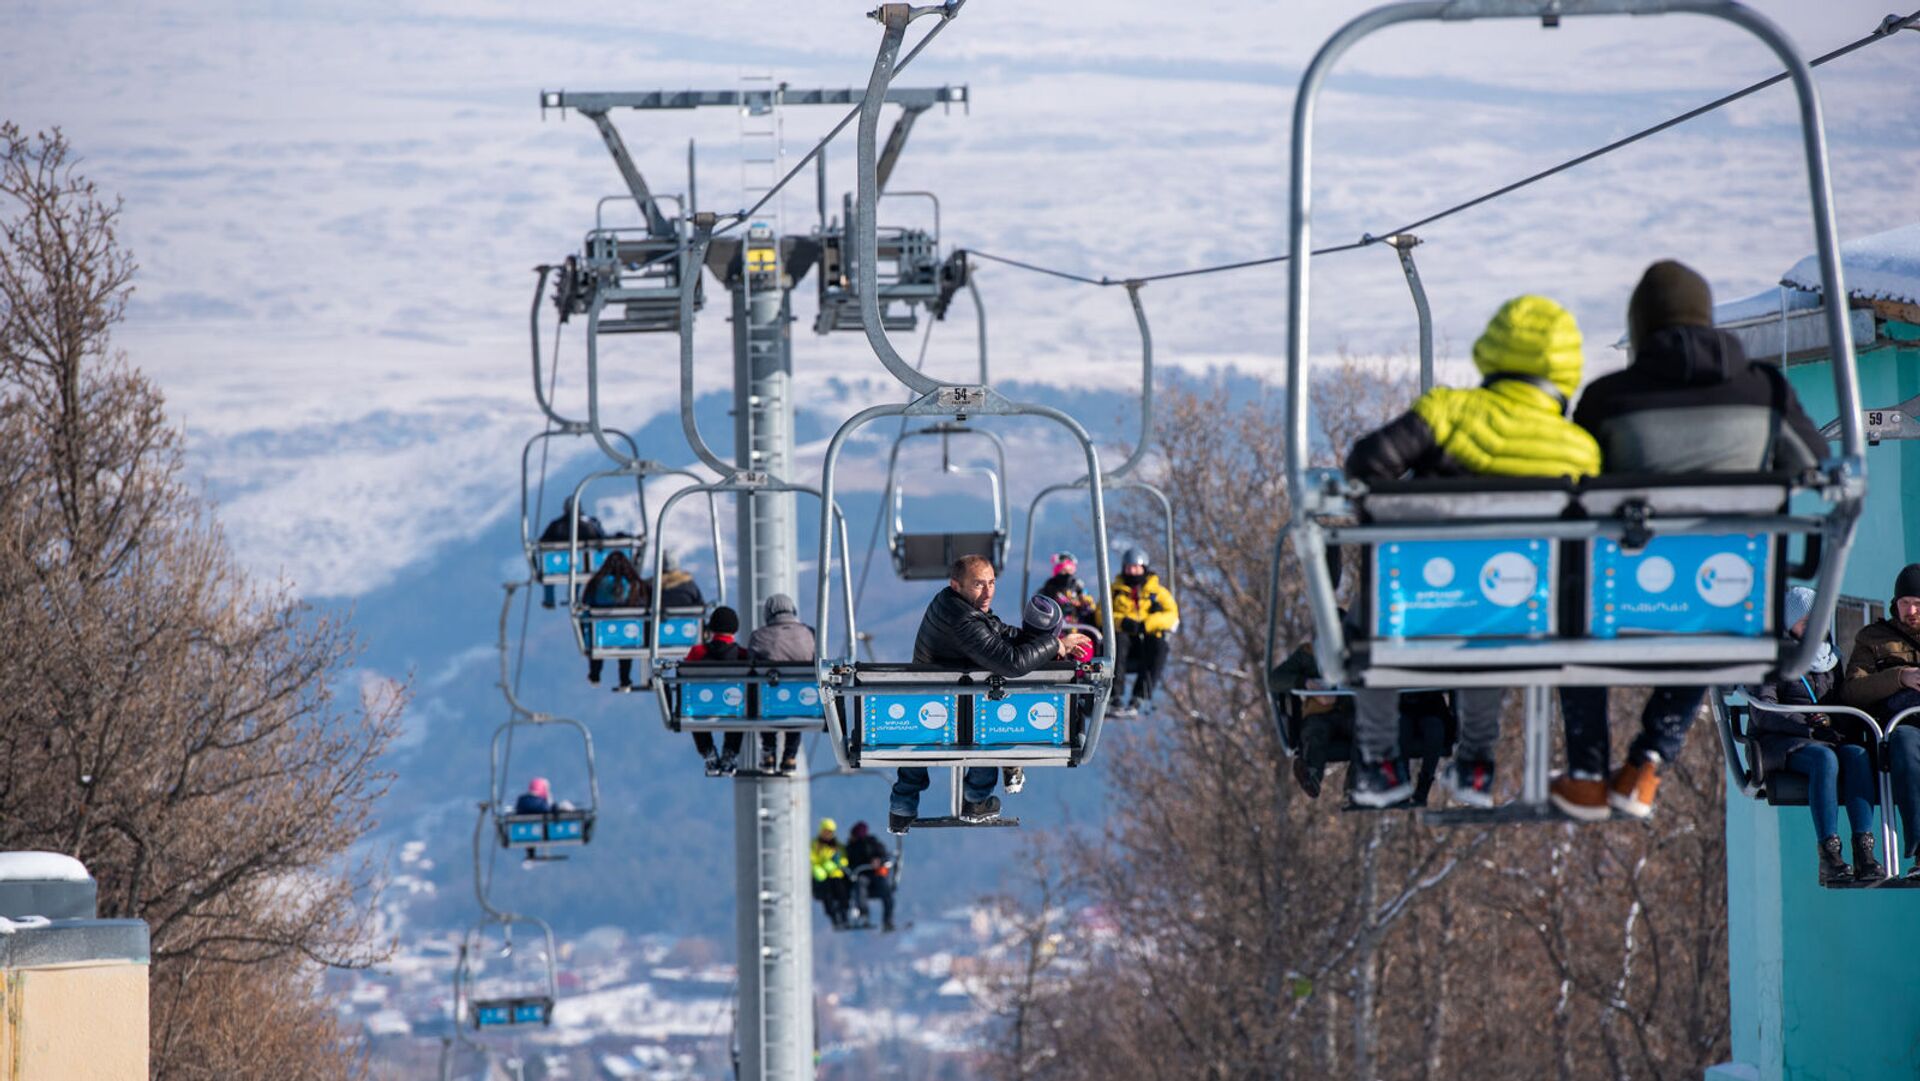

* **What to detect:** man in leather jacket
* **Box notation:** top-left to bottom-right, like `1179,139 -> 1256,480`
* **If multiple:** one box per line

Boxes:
889,555 -> 1092,833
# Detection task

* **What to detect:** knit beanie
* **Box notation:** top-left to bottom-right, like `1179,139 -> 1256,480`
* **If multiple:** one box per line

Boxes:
708,606 -> 740,635
528,777 -> 551,800
1783,586 -> 1816,630
1627,260 -> 1713,351
1894,564 -> 1920,603
762,593 -> 797,622
1023,594 -> 1064,634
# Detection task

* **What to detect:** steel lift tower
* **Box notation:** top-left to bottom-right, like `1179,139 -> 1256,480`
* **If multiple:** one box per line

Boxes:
541,83 -> 964,1080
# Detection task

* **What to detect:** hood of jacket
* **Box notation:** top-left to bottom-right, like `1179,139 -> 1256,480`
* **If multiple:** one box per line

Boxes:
1472,294 -> 1585,399
762,592 -> 799,623
1630,323 -> 1744,388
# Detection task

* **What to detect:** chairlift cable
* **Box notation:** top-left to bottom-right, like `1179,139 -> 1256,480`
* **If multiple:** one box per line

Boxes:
961,9 -> 1917,288
716,0 -> 970,238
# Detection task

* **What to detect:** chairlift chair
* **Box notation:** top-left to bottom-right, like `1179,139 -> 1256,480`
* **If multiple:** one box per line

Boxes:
455,915 -> 559,1031
1270,0 -> 1868,824
648,475 -> 858,749
827,6 -> 1118,829
815,191 -> 943,335
885,422 -> 1011,580
1017,280 -> 1174,604
521,437 -> 649,602
844,837 -> 904,931
1708,689 -> 1911,883
488,715 -> 601,859
565,466 -> 727,689
816,388 -> 1120,828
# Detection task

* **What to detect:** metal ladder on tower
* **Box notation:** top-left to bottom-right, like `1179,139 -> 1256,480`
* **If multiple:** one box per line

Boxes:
738,73 -> 790,605
753,792 -> 796,1081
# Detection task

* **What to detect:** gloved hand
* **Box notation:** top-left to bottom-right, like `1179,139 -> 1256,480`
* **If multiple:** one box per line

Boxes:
1148,596 -> 1166,614
1121,618 -> 1144,635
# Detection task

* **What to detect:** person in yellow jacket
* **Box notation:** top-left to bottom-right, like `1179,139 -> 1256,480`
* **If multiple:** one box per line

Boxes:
1109,546 -> 1179,717
809,818 -> 852,929
1342,295 -> 1600,810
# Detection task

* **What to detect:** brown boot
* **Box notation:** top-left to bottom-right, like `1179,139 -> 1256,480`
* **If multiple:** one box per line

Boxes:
1608,758 -> 1661,819
1549,773 -> 1609,822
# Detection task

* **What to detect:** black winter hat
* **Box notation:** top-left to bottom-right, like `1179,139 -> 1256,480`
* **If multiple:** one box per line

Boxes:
1627,260 -> 1714,352
708,606 -> 740,635
1894,564 -> 1920,603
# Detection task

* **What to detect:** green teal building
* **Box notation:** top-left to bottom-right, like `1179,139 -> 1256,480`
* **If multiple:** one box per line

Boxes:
1710,224 -> 1920,1081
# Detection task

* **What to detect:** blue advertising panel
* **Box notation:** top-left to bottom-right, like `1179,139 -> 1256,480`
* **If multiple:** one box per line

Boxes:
1589,533 -> 1770,637
590,616 -> 648,652
474,1004 -> 513,1027
547,817 -> 585,841
507,820 -> 543,844
1374,538 -> 1554,639
513,1002 -> 550,1025
861,692 -> 958,746
974,692 -> 1070,746
682,681 -> 748,718
658,615 -> 701,648
762,681 -> 825,718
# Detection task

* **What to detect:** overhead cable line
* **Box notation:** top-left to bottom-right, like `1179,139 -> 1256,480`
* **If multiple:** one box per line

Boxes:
964,8 -> 1919,287
716,0 -> 969,238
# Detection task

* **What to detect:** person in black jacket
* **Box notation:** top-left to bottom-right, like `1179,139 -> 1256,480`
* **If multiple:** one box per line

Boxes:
844,821 -> 896,931
684,607 -> 749,776
654,551 -> 706,608
1749,586 -> 1883,884
538,496 -> 609,608
1549,260 -> 1829,824
888,555 -> 1093,833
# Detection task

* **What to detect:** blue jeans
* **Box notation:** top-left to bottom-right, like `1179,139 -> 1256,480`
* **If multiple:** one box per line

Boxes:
1559,685 -> 1705,777
1887,725 -> 1920,859
1785,743 -> 1876,840
892,767 -> 997,817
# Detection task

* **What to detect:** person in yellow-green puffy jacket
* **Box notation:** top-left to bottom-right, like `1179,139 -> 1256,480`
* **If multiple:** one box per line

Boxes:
1108,546 -> 1179,716
1341,295 -> 1600,811
810,818 -> 852,929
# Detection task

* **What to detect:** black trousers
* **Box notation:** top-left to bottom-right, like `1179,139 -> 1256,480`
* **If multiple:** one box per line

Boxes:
853,873 -> 894,925
813,877 -> 850,925
1110,632 -> 1169,704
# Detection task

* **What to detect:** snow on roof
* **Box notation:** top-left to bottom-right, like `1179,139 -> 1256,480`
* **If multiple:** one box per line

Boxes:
1783,222 -> 1920,307
0,852 -> 91,883
1713,285 -> 1822,326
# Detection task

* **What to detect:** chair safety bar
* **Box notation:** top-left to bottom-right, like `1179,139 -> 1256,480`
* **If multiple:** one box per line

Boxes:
831,666 -> 1105,769
1019,478 -> 1177,602
566,466 -> 726,614
885,423 -> 1011,540
1283,1 -> 1866,694
518,429 -> 646,577
648,476 -> 857,731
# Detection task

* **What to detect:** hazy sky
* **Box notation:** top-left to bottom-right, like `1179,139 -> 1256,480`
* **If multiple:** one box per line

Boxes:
5,1 -> 1917,595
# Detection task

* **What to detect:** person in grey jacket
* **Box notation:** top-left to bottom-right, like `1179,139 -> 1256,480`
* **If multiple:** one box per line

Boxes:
748,593 -> 815,774
889,555 -> 1091,833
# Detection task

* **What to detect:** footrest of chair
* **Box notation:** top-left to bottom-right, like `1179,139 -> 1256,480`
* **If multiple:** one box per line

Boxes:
1419,801 -> 1605,827
904,815 -> 1021,830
